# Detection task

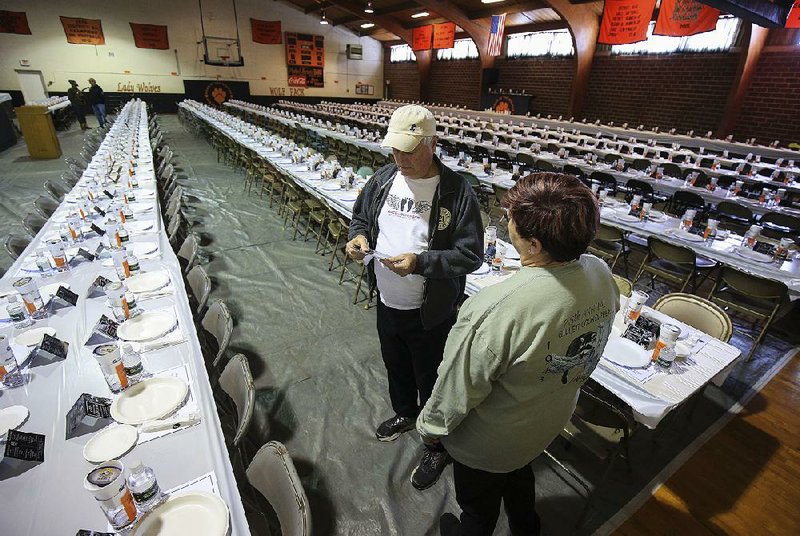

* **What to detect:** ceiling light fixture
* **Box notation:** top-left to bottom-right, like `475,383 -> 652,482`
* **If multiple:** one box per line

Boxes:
364,1 -> 374,14
320,10 -> 329,25
411,11 -> 430,18
480,0 -> 506,4
361,22 -> 375,29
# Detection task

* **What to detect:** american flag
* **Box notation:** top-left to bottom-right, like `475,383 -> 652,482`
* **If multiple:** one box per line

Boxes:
487,13 -> 507,57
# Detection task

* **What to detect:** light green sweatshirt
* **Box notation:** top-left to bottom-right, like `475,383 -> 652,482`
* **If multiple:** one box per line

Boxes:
417,254 -> 619,473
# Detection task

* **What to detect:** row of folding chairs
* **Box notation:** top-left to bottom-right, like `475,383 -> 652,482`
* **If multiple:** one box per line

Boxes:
172,115 -> 313,535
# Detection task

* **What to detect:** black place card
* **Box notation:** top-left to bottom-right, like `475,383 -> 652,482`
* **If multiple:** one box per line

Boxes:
85,314 -> 119,346
77,531 -> 115,536
102,189 -> 114,199
65,394 -> 112,439
54,286 -> 79,307
87,275 -> 112,299
76,247 -> 96,261
4,430 -> 45,462
92,206 -> 106,218
754,241 -> 776,256
37,334 -> 69,362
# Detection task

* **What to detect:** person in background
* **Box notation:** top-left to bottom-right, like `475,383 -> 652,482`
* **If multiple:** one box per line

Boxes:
86,78 -> 106,127
67,80 -> 89,130
346,104 -> 483,491
417,173 -> 619,535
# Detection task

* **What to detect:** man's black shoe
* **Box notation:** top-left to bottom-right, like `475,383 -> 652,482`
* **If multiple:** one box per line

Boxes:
439,512 -> 460,536
375,415 -> 415,442
411,446 -> 451,490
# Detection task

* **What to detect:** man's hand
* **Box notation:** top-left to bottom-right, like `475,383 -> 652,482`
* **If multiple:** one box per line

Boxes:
421,435 -> 441,447
381,253 -> 417,277
345,235 -> 370,261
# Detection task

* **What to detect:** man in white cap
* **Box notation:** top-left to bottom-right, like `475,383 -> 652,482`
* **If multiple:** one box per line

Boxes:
346,104 -> 483,490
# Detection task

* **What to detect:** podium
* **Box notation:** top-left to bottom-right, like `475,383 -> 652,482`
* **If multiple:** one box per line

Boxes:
15,105 -> 61,159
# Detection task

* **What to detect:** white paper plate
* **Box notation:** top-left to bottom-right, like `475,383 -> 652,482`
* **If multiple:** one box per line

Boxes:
671,230 -> 705,243
110,377 -> 189,425
83,424 -> 139,464
647,212 -> 668,223
13,326 -> 57,347
736,247 -> 773,263
125,221 -> 155,233
321,182 -> 344,191
128,202 -> 154,214
603,336 -> 652,368
126,272 -> 170,294
132,492 -> 230,536
0,405 -> 29,436
337,193 -> 358,202
117,310 -> 178,342
616,214 -> 641,223
101,242 -> 159,266
471,264 -> 490,276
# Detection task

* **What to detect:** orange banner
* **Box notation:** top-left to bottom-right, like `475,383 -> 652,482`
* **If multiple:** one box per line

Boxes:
787,1 -> 800,28
433,22 -> 456,50
0,10 -> 31,35
599,0 -> 656,45
412,25 -> 433,51
251,19 -> 281,44
654,0 -> 719,36
129,23 -> 169,49
60,16 -> 105,45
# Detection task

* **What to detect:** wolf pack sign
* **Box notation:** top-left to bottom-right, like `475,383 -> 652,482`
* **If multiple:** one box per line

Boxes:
654,0 -> 720,37
598,0 -> 657,45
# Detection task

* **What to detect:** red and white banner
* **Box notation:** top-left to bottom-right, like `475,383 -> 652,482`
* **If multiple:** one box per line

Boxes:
654,0 -> 720,36
432,22 -> 455,50
411,25 -> 433,51
599,0 -> 656,45
787,0 -> 800,28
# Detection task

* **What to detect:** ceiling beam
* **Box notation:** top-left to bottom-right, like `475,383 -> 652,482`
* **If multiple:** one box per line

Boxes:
326,0 -> 413,43
333,14 -> 361,25
305,2 -> 328,15
466,0 -> 550,20
505,20 -> 568,34
373,1 -> 420,16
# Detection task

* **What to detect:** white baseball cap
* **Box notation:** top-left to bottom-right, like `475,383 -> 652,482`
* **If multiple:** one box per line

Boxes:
381,105 -> 436,152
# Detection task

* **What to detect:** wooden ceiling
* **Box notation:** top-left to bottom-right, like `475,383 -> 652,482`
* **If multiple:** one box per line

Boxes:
278,0 -> 570,42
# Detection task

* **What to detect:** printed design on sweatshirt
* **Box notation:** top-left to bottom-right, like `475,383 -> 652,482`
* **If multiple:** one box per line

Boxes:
437,207 -> 452,230
541,300 -> 613,384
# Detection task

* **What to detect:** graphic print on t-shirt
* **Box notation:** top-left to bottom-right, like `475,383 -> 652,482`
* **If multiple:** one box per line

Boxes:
385,193 -> 432,219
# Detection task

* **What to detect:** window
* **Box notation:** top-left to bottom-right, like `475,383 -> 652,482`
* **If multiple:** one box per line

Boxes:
611,16 -> 741,55
436,38 -> 479,60
506,29 -> 575,58
390,44 -> 416,63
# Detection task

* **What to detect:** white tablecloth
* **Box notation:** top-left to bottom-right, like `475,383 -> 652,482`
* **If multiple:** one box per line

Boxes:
0,102 -> 249,535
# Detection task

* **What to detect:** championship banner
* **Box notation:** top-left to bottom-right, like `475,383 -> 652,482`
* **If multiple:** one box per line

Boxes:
654,0 -> 719,36
129,23 -> 169,49
183,80 -> 251,107
251,19 -> 282,44
412,25 -> 433,51
432,22 -> 455,50
60,16 -> 105,45
0,10 -> 31,35
598,0 -> 656,45
787,1 -> 800,28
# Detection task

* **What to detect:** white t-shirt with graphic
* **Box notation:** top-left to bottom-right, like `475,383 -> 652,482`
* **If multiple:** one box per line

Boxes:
374,173 -> 440,310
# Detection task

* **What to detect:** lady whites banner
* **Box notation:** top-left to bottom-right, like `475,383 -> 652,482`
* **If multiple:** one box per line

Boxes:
654,0 -> 720,36
598,0 -> 656,45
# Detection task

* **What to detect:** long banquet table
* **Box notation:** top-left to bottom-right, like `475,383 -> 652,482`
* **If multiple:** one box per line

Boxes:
222,100 -> 800,299
0,101 -> 249,535
183,100 -> 743,428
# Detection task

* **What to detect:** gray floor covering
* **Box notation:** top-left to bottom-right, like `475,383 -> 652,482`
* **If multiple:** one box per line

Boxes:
1,115 -> 797,536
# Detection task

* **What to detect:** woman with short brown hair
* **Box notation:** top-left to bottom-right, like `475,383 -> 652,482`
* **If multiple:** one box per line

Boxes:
417,173 -> 619,535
